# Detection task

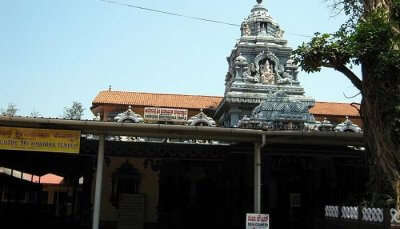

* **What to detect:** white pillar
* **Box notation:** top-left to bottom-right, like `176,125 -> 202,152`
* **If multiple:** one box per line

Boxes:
254,142 -> 261,213
92,135 -> 105,229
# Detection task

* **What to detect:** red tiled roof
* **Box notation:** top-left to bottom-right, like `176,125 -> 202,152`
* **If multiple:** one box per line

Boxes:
92,90 -> 222,109
311,102 -> 360,117
92,90 -> 360,117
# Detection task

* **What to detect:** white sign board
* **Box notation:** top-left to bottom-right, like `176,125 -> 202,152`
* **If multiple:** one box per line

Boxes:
144,107 -> 188,122
246,213 -> 269,229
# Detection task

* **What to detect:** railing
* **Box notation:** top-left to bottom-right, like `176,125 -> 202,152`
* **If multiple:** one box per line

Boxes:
392,208 -> 400,228
324,205 -> 400,229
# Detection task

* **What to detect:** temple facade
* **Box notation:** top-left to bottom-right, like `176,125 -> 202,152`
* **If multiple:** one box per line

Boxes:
0,1 -> 368,229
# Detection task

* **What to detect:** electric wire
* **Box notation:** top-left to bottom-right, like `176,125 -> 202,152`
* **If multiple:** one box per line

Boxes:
99,0 -> 240,27
98,0 -> 313,38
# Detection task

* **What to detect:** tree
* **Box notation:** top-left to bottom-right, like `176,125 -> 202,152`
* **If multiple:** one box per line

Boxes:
1,103 -> 18,116
29,110 -> 41,117
294,0 -> 400,207
63,101 -> 85,120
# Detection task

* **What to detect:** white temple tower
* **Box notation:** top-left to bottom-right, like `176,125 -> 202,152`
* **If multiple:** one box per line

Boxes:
214,0 -> 315,128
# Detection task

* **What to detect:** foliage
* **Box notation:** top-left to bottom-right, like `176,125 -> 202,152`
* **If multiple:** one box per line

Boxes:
29,110 -> 41,117
63,101 -> 85,120
294,0 -> 400,206
0,103 -> 18,116
360,192 -> 394,208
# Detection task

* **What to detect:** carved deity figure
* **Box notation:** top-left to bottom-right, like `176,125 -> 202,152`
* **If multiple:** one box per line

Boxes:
275,29 -> 284,38
277,70 -> 295,85
243,70 -> 259,83
243,63 -> 259,83
249,62 -> 257,74
260,59 -> 275,84
241,22 -> 251,36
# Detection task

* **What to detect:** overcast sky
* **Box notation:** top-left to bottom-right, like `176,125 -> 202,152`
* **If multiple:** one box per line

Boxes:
0,0 -> 361,119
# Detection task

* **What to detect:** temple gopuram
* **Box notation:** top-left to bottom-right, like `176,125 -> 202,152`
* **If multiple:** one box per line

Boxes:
91,0 -> 361,132
0,1 -> 368,229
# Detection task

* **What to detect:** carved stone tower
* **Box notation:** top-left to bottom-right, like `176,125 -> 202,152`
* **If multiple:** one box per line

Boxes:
214,0 -> 315,128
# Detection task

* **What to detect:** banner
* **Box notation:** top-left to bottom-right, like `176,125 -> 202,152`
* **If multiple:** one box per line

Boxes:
144,107 -> 188,122
246,213 -> 269,229
0,127 -> 81,154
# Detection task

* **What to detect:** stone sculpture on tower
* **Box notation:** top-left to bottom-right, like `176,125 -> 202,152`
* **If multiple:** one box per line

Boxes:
214,0 -> 315,129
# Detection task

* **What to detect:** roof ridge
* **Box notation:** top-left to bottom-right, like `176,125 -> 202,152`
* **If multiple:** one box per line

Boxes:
100,90 -> 223,98
315,101 -> 359,105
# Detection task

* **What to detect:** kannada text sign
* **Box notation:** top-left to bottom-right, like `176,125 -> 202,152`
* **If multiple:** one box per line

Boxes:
246,213 -> 269,229
0,127 -> 81,154
144,107 -> 188,122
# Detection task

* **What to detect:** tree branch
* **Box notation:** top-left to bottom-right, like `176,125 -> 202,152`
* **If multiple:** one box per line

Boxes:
335,65 -> 363,91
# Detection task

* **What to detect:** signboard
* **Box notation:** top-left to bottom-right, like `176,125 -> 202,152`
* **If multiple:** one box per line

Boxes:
144,107 -> 188,122
246,213 -> 269,229
0,127 -> 81,154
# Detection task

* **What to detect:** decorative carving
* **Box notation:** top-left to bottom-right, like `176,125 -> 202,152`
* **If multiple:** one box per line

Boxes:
334,116 -> 362,133
225,72 -> 232,84
362,207 -> 384,223
259,59 -> 275,84
325,205 -> 340,218
187,109 -> 216,127
317,118 -> 334,131
325,206 -> 397,224
254,51 -> 282,85
277,70 -> 295,85
113,106 -> 145,142
114,106 -> 144,123
243,69 -> 260,83
341,206 -> 359,220
234,53 -> 248,66
391,208 -> 400,224
275,28 -> 284,38
241,22 -> 251,36
238,90 -> 315,130
219,0 -> 315,128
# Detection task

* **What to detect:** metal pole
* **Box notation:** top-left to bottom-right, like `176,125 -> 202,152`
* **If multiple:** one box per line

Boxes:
92,135 -> 105,229
254,142 -> 261,213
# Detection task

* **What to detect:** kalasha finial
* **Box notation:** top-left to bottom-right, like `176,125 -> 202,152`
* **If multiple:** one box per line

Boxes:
257,0 -> 262,4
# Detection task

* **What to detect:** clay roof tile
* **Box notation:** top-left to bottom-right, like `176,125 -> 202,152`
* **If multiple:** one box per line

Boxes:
92,90 -> 222,109
92,91 -> 360,117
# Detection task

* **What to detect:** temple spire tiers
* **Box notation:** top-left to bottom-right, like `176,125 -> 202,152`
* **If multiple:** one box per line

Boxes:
215,1 -> 315,129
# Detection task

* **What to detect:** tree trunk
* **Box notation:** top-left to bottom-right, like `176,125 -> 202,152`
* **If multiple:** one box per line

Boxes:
397,179 -> 400,209
361,62 -> 400,208
363,0 -> 392,12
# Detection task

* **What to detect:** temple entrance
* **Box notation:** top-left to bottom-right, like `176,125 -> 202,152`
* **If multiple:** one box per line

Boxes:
158,160 -> 224,229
